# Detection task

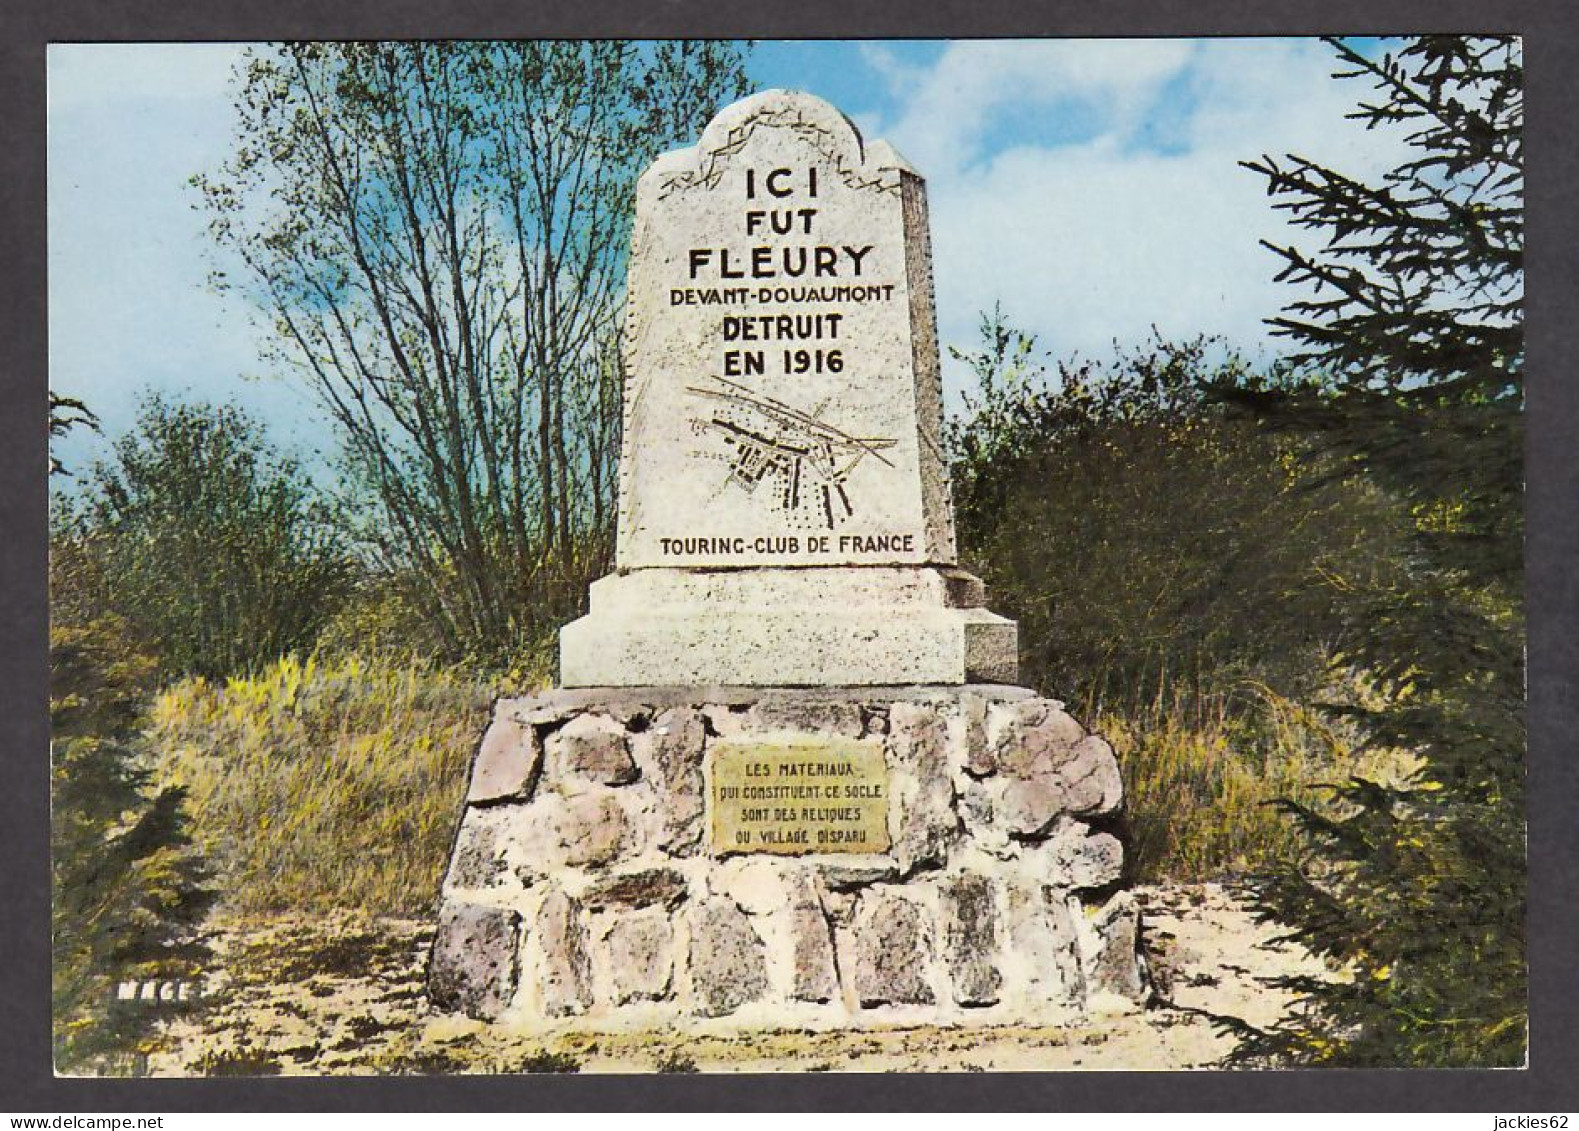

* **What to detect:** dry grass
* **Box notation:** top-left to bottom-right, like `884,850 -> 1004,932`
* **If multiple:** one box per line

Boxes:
147,655 -> 496,917
1104,684 -> 1416,883
144,650 -> 1407,912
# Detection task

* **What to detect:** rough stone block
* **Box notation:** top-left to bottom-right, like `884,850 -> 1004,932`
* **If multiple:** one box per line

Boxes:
468,711 -> 542,803
994,733 -> 1125,837
988,698 -> 1086,779
819,860 -> 900,890
997,777 -> 1072,839
1004,881 -> 1082,1007
1060,735 -> 1124,817
507,789 -> 639,870
445,805 -> 517,890
631,706 -> 706,852
560,789 -> 636,867
505,794 -> 572,870
852,888 -> 934,1007
749,697 -> 864,738
1044,819 -> 1124,890
428,902 -> 520,1020
791,905 -> 840,1004
686,897 -> 769,1018
1045,889 -> 1088,1006
1087,891 -> 1148,1003
787,870 -> 839,1004
887,701 -> 956,874
582,867 -> 689,911
714,857 -> 788,916
961,692 -> 992,776
545,713 -> 637,788
504,696 -> 577,729
534,888 -> 591,1016
603,908 -> 675,1004
939,873 -> 1002,1006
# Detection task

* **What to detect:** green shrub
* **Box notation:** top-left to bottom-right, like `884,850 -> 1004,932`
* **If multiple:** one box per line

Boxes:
146,654 -> 494,916
69,394 -> 353,680
947,324 -> 1409,719
51,616 -> 214,1074
1225,35 -> 1525,1067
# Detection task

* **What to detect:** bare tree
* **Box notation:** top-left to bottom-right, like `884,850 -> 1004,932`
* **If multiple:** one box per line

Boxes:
196,41 -> 749,659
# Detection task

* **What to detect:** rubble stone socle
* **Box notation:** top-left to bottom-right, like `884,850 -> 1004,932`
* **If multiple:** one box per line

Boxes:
434,686 -> 1148,1030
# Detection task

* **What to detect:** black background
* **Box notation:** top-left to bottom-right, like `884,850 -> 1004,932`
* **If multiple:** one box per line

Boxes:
4,0 -> 1575,1112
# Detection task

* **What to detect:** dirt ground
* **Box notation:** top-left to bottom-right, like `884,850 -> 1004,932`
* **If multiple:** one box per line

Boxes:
141,883 -> 1330,1075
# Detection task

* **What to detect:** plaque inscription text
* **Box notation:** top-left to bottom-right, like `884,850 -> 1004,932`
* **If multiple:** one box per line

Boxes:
709,740 -> 891,856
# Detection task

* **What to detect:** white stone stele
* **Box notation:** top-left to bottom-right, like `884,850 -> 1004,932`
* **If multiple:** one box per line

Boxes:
559,89 -> 1017,687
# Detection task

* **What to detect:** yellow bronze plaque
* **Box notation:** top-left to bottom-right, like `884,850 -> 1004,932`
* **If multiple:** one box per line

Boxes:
709,739 -> 891,856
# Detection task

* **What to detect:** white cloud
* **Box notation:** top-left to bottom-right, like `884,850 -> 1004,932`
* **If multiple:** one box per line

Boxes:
880,39 -> 1195,177
857,43 -> 931,100
862,38 -> 1419,394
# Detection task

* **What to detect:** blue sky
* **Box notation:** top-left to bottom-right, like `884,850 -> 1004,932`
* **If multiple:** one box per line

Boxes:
47,38 -> 1410,480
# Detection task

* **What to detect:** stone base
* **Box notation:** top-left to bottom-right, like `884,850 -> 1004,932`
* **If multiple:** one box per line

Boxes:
430,685 -> 1149,1031
558,567 -> 1019,687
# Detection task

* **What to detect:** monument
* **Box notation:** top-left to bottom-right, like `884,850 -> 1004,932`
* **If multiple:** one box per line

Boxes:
557,87 -> 1015,688
430,91 -> 1147,1031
